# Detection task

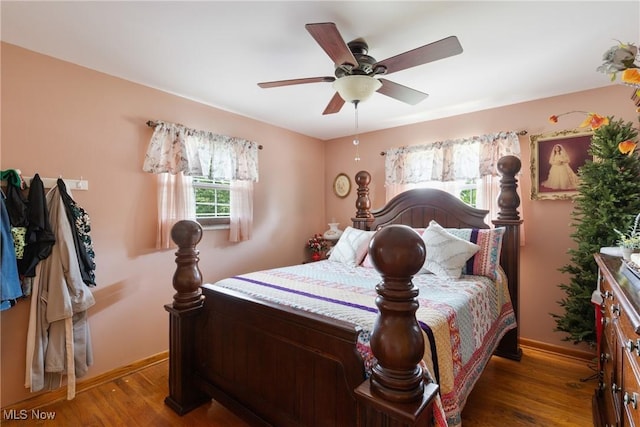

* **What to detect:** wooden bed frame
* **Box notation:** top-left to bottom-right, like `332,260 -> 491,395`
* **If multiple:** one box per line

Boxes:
165,155 -> 523,426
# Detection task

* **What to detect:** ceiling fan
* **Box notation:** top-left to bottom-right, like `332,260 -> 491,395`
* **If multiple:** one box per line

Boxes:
257,22 -> 463,115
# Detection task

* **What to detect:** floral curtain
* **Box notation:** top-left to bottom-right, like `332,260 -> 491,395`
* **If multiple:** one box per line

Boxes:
384,131 -> 521,223
180,129 -> 259,182
143,121 -> 259,246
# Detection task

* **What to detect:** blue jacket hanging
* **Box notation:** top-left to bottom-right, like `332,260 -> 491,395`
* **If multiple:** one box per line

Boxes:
1,192 -> 23,310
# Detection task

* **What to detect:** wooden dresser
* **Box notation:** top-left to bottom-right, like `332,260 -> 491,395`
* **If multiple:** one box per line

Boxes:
594,253 -> 640,427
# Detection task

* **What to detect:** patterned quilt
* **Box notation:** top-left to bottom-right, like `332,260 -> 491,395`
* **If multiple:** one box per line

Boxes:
207,260 -> 516,427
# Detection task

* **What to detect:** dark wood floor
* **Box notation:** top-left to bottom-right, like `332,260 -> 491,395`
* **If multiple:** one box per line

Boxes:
2,345 -> 595,426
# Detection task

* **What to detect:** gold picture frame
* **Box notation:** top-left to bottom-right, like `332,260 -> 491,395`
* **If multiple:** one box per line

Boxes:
333,173 -> 351,198
530,129 -> 593,200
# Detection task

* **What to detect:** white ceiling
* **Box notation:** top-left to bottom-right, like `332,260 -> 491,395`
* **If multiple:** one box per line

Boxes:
2,1 -> 639,140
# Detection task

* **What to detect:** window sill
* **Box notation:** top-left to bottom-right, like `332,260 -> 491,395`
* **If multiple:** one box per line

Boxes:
200,223 -> 230,231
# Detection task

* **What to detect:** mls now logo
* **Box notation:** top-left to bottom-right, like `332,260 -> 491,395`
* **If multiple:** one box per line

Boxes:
3,409 -> 28,420
3,409 -> 56,420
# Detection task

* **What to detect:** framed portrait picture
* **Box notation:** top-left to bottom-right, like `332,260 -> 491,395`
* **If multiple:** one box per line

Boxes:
530,129 -> 593,200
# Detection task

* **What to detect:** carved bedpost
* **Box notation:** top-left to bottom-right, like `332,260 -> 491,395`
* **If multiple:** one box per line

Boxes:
352,170 -> 375,230
492,155 -> 523,361
495,155 -> 521,221
355,225 -> 439,426
171,220 -> 205,309
165,220 -> 208,414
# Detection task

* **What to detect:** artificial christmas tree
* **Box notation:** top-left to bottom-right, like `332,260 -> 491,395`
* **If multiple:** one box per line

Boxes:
551,116 -> 640,345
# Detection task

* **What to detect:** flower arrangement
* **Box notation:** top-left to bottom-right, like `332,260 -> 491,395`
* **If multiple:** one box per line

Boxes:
548,111 -> 637,156
597,41 -> 640,89
307,234 -> 328,254
615,213 -> 640,250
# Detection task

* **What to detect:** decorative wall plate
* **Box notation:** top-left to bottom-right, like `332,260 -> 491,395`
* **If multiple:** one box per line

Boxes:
333,173 -> 351,198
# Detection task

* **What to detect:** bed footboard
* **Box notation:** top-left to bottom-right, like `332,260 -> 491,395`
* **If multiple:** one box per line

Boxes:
166,221 -> 438,426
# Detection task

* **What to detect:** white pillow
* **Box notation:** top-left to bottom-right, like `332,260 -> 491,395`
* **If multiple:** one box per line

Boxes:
329,226 -> 375,266
421,220 -> 480,279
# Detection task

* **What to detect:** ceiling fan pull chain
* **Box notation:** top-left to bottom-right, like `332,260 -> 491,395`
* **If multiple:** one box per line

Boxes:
353,102 -> 360,162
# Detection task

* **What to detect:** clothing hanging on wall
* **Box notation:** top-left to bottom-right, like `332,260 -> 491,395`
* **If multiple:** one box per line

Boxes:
0,191 -> 23,310
57,179 -> 96,286
18,174 -> 56,280
0,169 -> 26,308
2,169 -> 28,227
25,183 -> 95,400
5,177 -> 28,268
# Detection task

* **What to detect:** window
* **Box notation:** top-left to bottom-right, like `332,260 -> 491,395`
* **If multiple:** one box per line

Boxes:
458,180 -> 477,207
192,176 -> 230,226
415,179 -> 478,207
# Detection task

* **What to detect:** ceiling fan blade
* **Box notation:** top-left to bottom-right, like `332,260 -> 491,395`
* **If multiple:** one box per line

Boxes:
305,23 -> 358,67
258,77 -> 335,88
376,36 -> 463,75
322,92 -> 345,115
377,78 -> 428,105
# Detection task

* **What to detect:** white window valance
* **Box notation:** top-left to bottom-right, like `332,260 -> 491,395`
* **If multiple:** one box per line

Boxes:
384,131 -> 520,185
142,120 -> 259,182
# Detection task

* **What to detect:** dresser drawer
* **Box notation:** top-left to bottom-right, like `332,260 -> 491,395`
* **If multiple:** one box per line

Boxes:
623,350 -> 640,426
600,335 -> 621,426
617,304 -> 640,427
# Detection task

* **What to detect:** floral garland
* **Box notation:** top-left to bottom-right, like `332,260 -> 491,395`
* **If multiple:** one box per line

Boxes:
548,111 -> 637,155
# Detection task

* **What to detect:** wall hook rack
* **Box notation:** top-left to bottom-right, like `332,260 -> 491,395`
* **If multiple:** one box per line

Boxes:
24,176 -> 89,191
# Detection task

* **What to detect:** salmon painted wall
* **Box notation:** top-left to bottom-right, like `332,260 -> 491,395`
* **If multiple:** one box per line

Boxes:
323,84 -> 639,354
0,43 -> 326,406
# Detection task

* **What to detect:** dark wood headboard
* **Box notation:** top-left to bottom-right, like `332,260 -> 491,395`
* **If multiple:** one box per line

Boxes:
360,187 -> 490,230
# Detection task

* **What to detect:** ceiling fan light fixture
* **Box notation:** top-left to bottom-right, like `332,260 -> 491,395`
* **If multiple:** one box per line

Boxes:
333,75 -> 382,103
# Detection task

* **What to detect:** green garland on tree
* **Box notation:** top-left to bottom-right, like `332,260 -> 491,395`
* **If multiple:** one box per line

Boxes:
552,117 -> 640,345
